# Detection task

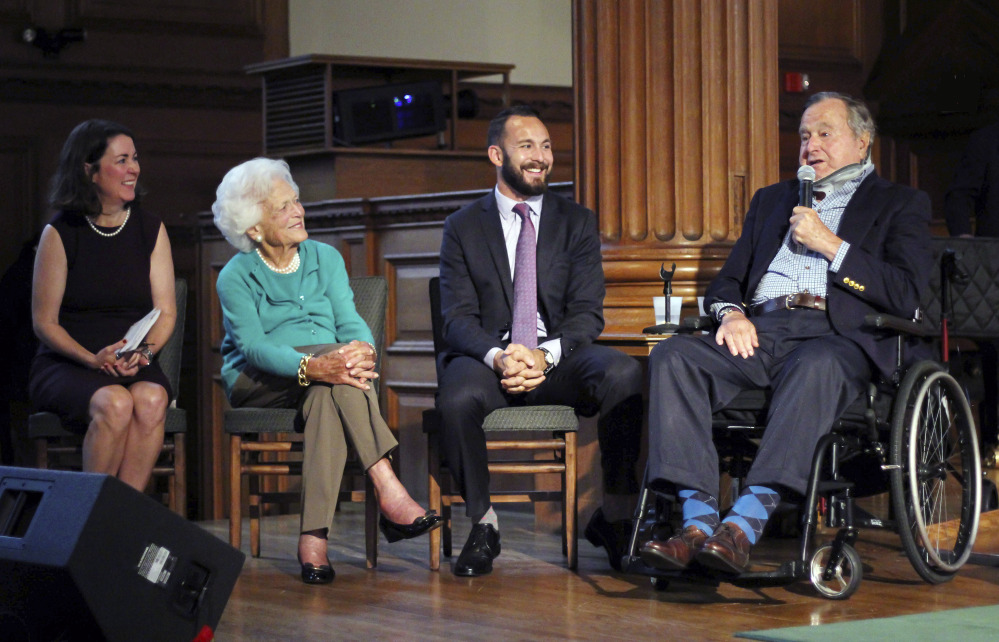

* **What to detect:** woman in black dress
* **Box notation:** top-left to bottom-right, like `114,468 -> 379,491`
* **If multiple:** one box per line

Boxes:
30,119 -> 176,491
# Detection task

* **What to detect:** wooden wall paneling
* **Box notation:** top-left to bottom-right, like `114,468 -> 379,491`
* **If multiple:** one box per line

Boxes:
575,0 -> 778,341
700,0 -> 728,244
724,0 -> 748,243
647,0 -> 674,242
620,0 -> 647,242
595,0 -> 622,241
673,0 -> 704,244
742,0 -> 780,235
777,0 -> 864,66
72,0 -> 265,33
573,0 -> 598,213
287,152 -> 506,201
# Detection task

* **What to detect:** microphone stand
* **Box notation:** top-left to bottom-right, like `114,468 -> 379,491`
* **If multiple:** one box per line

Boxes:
643,262 -> 679,334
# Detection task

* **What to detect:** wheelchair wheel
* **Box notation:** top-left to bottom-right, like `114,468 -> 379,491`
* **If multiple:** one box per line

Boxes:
889,361 -> 981,583
809,543 -> 862,600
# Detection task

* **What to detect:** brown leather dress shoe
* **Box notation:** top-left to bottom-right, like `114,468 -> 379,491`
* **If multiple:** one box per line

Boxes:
695,522 -> 752,574
639,525 -> 707,571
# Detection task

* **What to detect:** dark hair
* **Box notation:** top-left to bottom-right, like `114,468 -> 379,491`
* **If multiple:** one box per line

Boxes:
48,119 -> 143,216
486,105 -> 542,148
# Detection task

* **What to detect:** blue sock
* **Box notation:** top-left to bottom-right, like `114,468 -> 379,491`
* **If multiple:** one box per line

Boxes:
724,486 -> 780,545
679,489 -> 720,536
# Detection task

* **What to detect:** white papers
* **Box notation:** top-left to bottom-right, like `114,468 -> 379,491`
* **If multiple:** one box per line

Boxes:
116,308 -> 161,358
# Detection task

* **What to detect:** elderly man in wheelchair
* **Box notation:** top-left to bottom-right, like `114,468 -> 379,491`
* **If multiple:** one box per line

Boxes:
634,92 -> 982,599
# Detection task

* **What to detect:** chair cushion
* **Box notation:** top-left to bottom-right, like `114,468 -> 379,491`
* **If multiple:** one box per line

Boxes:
224,407 -> 300,434
27,411 -> 75,439
482,406 -> 578,432
165,407 -> 187,434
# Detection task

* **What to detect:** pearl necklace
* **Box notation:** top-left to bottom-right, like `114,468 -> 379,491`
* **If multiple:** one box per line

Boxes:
256,247 -> 300,274
85,208 -> 130,237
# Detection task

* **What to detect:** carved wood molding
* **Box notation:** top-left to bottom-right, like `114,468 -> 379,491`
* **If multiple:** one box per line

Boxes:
574,0 -> 779,327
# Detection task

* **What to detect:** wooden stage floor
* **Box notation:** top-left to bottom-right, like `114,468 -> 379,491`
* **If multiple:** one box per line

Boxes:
204,504 -> 999,640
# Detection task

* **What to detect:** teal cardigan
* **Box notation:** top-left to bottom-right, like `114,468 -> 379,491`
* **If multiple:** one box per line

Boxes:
216,239 -> 374,398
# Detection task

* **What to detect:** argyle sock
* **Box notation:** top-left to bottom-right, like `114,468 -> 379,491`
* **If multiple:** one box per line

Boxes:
477,505 -> 499,530
678,489 -> 720,536
723,486 -> 781,545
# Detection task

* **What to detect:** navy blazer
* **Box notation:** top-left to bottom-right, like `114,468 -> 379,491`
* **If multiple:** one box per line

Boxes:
704,172 -> 932,377
438,190 -> 605,370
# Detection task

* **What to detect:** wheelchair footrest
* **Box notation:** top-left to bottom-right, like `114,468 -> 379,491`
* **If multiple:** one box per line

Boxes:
620,554 -> 805,588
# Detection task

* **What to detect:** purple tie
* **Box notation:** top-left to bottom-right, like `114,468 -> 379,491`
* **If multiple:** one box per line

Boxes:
511,203 -> 537,349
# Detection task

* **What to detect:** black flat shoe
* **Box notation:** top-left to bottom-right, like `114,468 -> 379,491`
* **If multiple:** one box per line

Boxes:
584,507 -> 632,572
379,510 -> 443,543
297,554 -> 335,585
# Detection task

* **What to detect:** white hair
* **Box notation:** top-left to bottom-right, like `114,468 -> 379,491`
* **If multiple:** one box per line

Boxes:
212,157 -> 300,253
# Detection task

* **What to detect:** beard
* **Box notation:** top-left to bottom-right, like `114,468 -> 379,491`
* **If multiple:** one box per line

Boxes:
500,150 -> 550,197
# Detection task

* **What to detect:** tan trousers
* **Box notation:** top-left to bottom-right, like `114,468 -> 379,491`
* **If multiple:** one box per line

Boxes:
230,344 -> 397,533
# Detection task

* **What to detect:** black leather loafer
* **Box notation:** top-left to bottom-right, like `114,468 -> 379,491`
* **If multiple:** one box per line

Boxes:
454,523 -> 501,577
379,510 -> 443,543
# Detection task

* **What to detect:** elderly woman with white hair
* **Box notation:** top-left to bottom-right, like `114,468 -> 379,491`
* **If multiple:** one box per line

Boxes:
213,157 -> 440,585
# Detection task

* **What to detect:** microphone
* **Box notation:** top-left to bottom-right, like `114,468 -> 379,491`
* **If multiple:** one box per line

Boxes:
797,165 -> 815,207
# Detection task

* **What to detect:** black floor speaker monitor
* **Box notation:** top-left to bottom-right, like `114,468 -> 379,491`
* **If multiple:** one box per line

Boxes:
0,467 -> 245,641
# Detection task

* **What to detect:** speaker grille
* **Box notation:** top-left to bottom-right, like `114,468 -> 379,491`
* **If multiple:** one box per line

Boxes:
264,68 -> 327,152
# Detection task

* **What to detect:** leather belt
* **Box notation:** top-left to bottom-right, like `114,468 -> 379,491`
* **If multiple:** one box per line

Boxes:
749,293 -> 826,316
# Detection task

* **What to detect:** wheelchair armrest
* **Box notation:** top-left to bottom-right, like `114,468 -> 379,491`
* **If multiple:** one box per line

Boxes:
680,315 -> 716,332
649,312 -> 927,337
862,313 -> 929,337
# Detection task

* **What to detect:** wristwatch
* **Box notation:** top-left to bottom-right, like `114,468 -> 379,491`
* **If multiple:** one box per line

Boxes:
538,347 -> 555,375
715,305 -> 743,323
142,347 -> 155,362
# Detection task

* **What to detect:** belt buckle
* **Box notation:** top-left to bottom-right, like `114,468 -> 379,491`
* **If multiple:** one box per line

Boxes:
785,293 -> 795,310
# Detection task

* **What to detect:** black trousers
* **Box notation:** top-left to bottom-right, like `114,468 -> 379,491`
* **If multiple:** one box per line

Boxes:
438,343 -> 643,521
647,309 -> 872,498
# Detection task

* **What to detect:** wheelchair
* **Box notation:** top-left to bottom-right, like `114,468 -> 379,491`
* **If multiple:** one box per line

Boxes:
624,248 -> 985,600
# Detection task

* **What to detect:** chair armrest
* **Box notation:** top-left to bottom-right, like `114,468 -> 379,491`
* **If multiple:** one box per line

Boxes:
862,313 -> 929,337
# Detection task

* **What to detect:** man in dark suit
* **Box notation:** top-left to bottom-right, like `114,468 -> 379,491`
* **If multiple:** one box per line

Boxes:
437,105 -> 643,576
640,92 -> 932,575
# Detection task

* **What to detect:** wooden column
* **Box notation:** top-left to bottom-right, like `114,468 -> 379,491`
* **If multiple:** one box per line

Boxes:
574,0 -> 779,334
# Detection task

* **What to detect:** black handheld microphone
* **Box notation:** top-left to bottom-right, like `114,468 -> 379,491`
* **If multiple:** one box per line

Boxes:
797,165 -> 815,207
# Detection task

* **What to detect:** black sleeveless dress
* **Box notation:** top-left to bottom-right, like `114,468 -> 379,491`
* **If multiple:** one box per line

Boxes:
29,208 -> 172,430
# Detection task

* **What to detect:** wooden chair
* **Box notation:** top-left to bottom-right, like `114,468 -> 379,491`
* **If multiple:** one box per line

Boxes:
29,278 -> 188,517
225,275 -> 387,567
423,276 -> 579,571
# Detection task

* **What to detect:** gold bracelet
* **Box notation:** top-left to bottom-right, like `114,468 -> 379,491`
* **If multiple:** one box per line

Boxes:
298,353 -> 314,387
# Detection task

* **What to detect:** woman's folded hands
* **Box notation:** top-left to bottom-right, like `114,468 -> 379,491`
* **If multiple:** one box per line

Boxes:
307,340 -> 378,389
